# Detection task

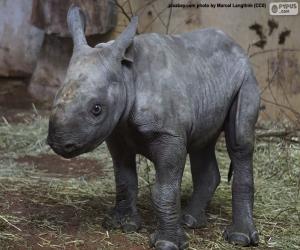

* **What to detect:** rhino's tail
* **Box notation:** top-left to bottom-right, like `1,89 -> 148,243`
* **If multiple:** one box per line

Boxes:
228,162 -> 233,183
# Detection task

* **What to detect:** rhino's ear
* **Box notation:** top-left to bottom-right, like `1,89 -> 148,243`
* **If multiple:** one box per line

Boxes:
112,16 -> 138,63
67,5 -> 89,49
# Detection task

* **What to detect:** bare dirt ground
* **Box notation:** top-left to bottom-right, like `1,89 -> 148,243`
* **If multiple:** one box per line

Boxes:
16,155 -> 103,179
0,79 -> 151,250
0,78 -> 46,123
0,79 -> 299,249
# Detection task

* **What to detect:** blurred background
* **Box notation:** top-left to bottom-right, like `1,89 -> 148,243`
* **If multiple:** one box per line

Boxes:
0,1 -> 299,249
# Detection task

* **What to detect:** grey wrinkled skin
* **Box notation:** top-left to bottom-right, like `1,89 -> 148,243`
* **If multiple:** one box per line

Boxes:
47,5 -> 260,250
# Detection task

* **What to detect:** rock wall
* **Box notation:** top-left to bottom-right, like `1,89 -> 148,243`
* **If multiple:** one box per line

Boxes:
0,0 -> 44,77
31,0 -> 117,36
28,0 -> 117,102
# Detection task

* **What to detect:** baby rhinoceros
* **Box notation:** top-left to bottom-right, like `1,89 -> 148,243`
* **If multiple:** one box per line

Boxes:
47,5 -> 260,250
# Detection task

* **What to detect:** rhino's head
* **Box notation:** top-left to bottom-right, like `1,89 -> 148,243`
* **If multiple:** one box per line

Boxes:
47,5 -> 138,158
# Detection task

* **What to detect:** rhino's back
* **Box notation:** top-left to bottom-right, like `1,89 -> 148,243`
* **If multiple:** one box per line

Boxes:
133,28 -> 247,68
131,29 -> 250,144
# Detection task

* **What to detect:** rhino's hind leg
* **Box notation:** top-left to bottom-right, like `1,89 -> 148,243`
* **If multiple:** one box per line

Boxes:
103,135 -> 141,233
223,73 -> 260,246
182,143 -> 220,228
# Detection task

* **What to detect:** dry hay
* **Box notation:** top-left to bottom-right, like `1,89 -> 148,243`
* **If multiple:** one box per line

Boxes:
0,113 -> 299,249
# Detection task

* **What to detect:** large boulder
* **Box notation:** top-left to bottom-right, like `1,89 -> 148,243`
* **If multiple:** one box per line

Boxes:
29,0 -> 117,103
30,0 -> 116,36
0,0 -> 44,77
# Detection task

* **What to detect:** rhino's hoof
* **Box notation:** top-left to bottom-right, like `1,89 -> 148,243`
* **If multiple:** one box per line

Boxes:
155,240 -> 178,250
223,225 -> 259,246
102,210 -> 141,233
182,213 -> 207,229
122,221 -> 140,233
102,214 -> 121,230
149,230 -> 188,250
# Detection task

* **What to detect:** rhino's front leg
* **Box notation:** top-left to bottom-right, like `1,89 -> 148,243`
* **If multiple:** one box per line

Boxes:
149,137 -> 188,250
103,135 -> 141,233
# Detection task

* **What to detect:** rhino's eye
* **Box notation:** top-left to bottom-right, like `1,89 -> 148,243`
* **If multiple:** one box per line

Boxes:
91,104 -> 102,116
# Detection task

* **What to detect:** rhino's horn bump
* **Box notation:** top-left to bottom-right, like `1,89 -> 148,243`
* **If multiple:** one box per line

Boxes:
67,4 -> 88,49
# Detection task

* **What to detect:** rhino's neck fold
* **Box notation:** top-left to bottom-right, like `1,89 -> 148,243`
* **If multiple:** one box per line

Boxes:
118,64 -> 136,126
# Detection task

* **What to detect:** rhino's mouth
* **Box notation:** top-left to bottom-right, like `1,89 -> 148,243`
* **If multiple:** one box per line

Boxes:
48,137 -> 106,159
49,143 -> 83,159
57,148 -> 84,159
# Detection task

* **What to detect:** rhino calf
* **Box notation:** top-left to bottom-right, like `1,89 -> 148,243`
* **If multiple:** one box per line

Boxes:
47,5 -> 260,250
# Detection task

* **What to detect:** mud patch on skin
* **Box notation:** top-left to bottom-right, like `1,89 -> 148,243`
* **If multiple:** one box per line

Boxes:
16,154 -> 103,179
